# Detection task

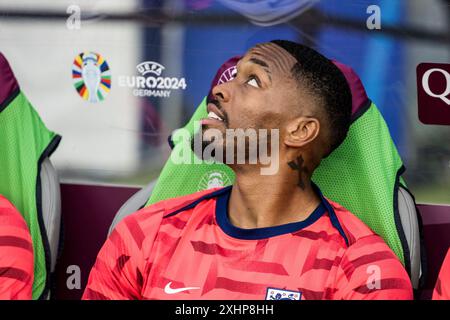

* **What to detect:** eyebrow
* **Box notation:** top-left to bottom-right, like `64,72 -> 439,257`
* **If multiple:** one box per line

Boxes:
247,57 -> 272,82
249,57 -> 269,69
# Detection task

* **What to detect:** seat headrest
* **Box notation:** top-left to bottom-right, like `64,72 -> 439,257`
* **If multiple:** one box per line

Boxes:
331,60 -> 369,117
0,52 -> 19,107
207,55 -> 241,103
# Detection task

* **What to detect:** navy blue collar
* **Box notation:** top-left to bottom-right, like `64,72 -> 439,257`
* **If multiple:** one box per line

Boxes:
215,184 -> 349,245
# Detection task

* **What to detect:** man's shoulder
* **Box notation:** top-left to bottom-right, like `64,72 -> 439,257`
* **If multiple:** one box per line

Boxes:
114,187 -> 225,240
326,197 -> 380,245
150,187 -> 225,215
326,199 -> 412,299
0,195 -> 29,232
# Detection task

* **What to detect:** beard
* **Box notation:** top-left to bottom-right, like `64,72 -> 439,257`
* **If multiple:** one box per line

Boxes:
190,125 -> 223,162
190,124 -> 276,165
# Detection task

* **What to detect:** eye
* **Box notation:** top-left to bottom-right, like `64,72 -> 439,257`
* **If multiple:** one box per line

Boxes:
231,67 -> 237,79
246,76 -> 260,88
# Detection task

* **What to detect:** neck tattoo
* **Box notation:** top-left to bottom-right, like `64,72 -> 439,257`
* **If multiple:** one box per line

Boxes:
288,155 -> 309,190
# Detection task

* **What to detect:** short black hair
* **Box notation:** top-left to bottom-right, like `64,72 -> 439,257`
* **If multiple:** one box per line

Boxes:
271,40 -> 352,157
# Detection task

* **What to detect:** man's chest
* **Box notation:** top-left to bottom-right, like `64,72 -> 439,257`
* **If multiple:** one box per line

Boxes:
140,231 -> 343,300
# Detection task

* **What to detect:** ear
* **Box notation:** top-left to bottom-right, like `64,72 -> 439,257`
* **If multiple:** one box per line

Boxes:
284,117 -> 320,148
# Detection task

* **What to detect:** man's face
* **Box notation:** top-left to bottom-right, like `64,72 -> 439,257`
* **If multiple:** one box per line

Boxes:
199,43 -> 304,157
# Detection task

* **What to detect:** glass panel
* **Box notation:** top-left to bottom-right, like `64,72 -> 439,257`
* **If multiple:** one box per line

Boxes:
0,0 -> 448,203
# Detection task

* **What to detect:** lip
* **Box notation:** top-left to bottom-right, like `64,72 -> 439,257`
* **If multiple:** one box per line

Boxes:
207,102 -> 226,122
201,102 -> 226,126
200,118 -> 224,126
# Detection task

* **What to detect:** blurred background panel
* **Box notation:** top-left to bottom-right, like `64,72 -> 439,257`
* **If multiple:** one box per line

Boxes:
0,0 -> 449,204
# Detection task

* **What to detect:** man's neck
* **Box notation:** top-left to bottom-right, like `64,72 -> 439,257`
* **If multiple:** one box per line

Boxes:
227,165 -> 321,229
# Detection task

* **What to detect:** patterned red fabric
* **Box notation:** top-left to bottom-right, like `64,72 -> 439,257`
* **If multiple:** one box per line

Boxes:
83,187 -> 412,300
433,249 -> 450,300
0,195 -> 34,300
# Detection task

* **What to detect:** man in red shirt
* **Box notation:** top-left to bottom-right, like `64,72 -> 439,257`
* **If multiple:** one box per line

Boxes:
83,40 -> 412,300
0,195 -> 34,300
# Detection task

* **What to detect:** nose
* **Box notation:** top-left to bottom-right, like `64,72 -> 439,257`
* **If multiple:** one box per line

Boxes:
212,82 -> 231,103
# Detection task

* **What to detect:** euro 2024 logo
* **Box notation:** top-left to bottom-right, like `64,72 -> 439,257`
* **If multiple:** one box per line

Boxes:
72,52 -> 111,103
118,61 -> 187,98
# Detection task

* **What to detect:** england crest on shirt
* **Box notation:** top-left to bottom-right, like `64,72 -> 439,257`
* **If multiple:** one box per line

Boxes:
265,288 -> 302,300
